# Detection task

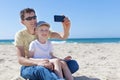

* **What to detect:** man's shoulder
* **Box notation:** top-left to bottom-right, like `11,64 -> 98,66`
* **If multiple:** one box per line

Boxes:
16,28 -> 27,34
14,28 -> 28,40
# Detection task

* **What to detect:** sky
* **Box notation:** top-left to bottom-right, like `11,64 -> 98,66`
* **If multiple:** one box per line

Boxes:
0,0 -> 120,39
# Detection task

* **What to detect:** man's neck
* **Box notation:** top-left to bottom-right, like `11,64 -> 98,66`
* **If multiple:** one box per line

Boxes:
27,28 -> 35,35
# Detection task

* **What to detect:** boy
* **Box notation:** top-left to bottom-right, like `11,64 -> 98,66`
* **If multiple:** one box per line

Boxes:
28,21 -> 73,80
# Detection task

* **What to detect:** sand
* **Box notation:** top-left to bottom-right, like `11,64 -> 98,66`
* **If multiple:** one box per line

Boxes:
0,43 -> 120,80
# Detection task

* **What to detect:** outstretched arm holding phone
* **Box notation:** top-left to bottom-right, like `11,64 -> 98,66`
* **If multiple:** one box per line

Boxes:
50,16 -> 70,40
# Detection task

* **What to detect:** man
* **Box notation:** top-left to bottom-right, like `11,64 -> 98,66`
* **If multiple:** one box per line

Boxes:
14,8 -> 79,80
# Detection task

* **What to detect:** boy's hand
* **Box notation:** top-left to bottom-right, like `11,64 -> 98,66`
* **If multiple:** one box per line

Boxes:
64,56 -> 72,60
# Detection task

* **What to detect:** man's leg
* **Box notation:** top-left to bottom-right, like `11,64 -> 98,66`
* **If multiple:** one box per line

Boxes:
66,60 -> 79,74
21,66 -> 58,80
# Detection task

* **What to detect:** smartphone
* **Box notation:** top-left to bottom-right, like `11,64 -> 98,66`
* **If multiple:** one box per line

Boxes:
54,15 -> 65,22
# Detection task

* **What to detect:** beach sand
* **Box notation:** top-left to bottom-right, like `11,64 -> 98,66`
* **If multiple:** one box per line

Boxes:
0,43 -> 120,80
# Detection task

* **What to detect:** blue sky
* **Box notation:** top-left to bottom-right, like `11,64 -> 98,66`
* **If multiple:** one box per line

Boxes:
0,0 -> 120,39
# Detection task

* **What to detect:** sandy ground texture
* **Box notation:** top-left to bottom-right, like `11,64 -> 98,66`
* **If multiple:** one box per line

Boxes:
0,43 -> 120,80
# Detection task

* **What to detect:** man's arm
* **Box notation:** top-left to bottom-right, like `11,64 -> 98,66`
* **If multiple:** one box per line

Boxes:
50,17 -> 70,40
16,46 -> 38,66
16,46 -> 54,70
16,46 -> 48,66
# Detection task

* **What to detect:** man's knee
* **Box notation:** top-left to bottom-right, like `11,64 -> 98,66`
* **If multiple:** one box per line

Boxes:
66,60 -> 79,73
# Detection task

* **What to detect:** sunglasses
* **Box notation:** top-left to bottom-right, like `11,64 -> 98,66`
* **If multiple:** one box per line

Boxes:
24,16 -> 37,21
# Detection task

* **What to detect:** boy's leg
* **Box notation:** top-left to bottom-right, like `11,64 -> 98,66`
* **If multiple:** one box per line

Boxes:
21,66 -> 58,80
61,61 -> 73,80
65,60 -> 79,74
49,59 -> 64,79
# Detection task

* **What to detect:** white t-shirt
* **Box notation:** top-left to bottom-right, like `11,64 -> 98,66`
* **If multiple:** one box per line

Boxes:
29,40 -> 53,59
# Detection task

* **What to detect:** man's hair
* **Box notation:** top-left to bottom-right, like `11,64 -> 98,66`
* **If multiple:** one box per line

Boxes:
20,8 -> 35,20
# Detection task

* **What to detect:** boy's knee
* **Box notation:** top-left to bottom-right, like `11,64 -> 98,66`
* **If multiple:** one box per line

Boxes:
50,58 -> 61,63
61,60 -> 67,66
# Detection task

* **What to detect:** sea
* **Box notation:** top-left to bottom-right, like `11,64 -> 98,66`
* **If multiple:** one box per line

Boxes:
0,38 -> 120,45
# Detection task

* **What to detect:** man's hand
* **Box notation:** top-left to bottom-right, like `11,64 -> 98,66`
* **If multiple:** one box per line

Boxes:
37,59 -> 54,70
62,17 -> 71,32
43,62 -> 54,70
62,17 -> 71,39
49,16 -> 71,40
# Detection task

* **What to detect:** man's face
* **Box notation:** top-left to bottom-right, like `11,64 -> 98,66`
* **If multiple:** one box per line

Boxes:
22,12 -> 37,31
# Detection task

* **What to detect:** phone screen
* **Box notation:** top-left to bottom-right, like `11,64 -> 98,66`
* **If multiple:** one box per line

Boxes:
54,15 -> 65,22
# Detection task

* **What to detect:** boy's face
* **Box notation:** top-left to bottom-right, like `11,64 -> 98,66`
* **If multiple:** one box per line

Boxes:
36,25 -> 50,40
21,12 -> 37,32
